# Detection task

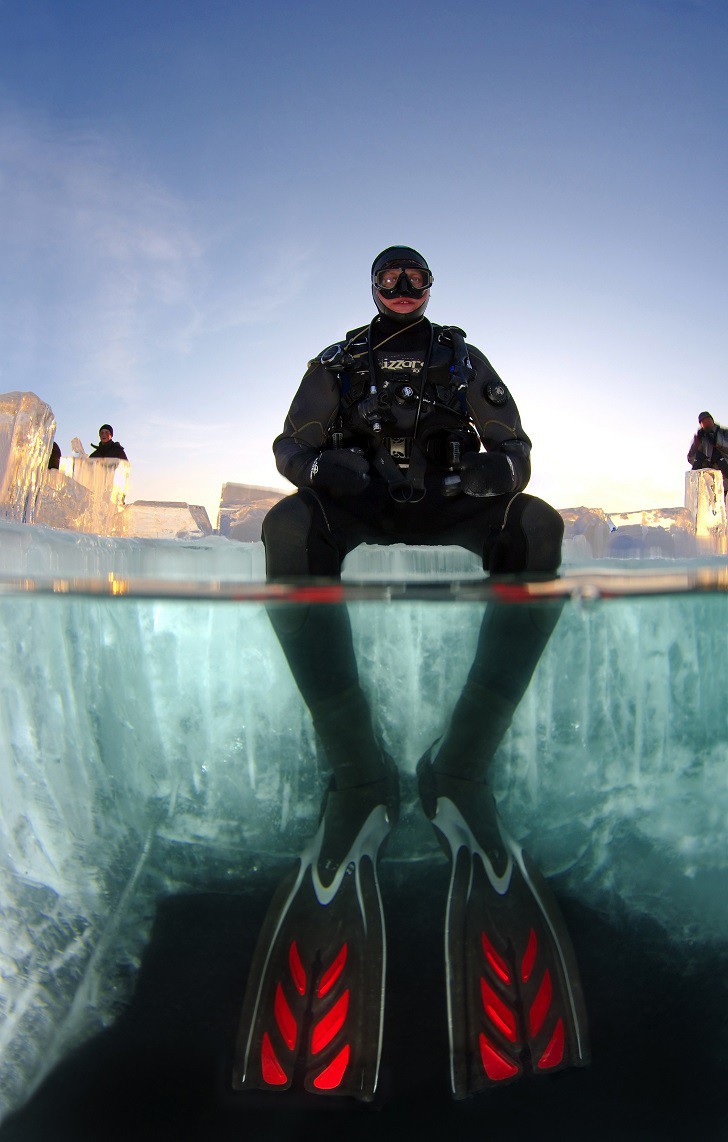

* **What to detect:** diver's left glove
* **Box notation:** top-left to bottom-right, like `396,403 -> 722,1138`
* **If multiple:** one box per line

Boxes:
310,448 -> 371,496
460,451 -> 516,497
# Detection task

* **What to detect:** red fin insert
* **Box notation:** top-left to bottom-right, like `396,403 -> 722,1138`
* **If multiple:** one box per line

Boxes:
479,1033 -> 520,1081
313,1043 -> 351,1090
480,978 -> 517,1042
529,970 -> 553,1037
274,983 -> 297,1050
311,990 -> 350,1055
521,928 -> 537,983
289,941 -> 306,996
481,932 -> 512,985
261,1031 -> 288,1086
537,1018 -> 566,1070
317,943 -> 348,998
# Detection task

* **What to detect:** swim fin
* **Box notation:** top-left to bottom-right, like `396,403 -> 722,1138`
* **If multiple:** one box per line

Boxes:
232,767 -> 398,1101
418,757 -> 589,1099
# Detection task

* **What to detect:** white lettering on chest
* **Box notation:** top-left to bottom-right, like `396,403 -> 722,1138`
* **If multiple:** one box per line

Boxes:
379,357 -> 423,373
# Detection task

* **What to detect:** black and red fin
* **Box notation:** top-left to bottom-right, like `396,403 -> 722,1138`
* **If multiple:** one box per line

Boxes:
418,764 -> 589,1100
448,836 -> 590,1097
232,778 -> 395,1102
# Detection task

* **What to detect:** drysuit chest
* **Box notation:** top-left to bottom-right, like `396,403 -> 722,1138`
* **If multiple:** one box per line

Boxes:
339,338 -> 469,443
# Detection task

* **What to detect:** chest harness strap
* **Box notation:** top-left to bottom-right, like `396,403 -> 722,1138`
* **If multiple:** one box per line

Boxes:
323,321 -> 471,503
367,321 -> 435,502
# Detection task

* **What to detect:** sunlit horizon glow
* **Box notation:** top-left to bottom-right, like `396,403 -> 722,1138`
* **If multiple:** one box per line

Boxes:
2,1 -> 727,525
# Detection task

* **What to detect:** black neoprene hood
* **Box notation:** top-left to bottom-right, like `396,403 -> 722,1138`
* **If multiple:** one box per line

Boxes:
371,245 -> 430,277
371,246 -> 432,324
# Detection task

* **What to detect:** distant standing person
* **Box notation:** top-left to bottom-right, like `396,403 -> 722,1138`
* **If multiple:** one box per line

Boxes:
89,424 -> 128,461
687,411 -> 728,494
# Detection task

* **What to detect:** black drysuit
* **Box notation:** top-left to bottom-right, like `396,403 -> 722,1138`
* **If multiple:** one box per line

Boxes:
262,314 -> 564,790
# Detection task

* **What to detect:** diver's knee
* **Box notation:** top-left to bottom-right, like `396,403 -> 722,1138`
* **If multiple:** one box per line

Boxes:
262,494 -> 314,579
486,494 -> 563,575
262,494 -> 311,550
519,496 -> 564,573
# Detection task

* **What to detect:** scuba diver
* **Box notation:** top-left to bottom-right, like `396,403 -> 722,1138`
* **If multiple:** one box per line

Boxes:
232,247 -> 589,1101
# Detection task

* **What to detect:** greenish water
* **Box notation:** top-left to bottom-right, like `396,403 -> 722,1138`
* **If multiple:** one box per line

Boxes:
0,575 -> 726,1138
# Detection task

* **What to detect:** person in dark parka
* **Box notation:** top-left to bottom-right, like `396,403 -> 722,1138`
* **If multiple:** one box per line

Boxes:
89,424 -> 128,461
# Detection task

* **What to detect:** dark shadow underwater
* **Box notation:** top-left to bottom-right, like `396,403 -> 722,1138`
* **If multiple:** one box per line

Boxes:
1,857 -> 726,1142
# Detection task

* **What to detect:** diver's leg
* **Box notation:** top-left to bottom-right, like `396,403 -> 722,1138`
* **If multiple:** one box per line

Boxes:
417,495 -> 588,1096
234,491 -> 398,1100
430,493 -> 565,782
262,490 -> 391,792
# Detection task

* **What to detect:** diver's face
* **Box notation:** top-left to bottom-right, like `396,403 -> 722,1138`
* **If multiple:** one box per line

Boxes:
374,265 -> 431,317
100,428 -> 112,443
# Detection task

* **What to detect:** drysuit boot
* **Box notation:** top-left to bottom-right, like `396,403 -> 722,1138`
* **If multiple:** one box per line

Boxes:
310,687 -> 391,794
431,681 -> 516,783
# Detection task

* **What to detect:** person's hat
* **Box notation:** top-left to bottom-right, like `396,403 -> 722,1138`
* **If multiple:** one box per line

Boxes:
371,245 -> 430,277
698,411 -> 713,423
99,423 -> 114,435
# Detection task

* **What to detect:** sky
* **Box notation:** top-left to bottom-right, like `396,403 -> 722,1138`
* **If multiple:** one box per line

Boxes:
1,0 -> 727,525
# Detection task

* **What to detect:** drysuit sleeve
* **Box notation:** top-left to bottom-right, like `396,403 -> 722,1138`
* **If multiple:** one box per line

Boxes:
464,345 -> 532,493
273,362 -> 342,488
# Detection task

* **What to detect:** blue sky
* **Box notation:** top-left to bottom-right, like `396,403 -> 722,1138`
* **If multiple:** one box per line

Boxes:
1,0 -> 727,523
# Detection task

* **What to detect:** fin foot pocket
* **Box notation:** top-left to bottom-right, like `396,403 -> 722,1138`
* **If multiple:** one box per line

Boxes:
417,750 -> 590,1099
232,764 -> 399,1101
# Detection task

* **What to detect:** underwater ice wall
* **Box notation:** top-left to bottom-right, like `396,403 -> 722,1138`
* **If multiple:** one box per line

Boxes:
0,589 -> 297,1119
500,592 -> 728,941
0,593 -> 171,1117
0,527 -> 727,1120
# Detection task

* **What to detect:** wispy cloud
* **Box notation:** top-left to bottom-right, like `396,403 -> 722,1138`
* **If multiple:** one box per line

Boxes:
0,108 -> 203,398
0,107 -> 318,409
193,216 -> 318,332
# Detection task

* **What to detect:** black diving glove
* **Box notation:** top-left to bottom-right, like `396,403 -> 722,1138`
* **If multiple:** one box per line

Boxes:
310,448 -> 371,496
460,451 -> 516,497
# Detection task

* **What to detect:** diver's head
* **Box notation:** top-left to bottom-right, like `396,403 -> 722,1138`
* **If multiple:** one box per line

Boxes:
371,246 -> 432,324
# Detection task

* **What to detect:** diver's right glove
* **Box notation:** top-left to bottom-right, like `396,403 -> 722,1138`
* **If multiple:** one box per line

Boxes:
460,451 -> 516,497
310,448 -> 371,496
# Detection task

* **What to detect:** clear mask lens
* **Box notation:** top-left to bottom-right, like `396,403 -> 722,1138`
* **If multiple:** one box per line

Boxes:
373,267 -> 433,295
